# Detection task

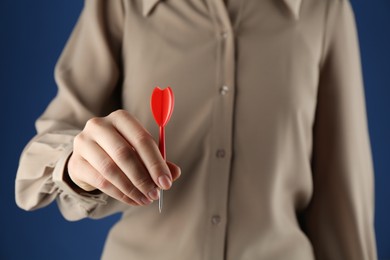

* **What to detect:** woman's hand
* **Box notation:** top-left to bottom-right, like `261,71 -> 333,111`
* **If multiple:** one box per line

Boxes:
67,110 -> 181,206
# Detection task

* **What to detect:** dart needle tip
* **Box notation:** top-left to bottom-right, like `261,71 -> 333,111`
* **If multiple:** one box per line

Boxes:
159,189 -> 163,213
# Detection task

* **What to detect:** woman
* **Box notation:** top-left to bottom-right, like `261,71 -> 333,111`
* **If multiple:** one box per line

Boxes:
16,0 -> 377,259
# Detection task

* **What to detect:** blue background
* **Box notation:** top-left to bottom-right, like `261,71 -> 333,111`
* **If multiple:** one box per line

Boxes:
0,0 -> 389,259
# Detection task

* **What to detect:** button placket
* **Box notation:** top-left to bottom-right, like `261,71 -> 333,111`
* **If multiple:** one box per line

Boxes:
203,1 -> 236,259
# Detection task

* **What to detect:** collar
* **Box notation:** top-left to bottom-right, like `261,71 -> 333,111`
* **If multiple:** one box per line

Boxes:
283,0 -> 303,20
142,0 -> 302,20
142,0 -> 160,17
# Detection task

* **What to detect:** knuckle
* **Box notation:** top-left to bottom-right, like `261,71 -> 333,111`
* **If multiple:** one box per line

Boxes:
73,133 -> 85,148
125,184 -> 137,197
113,145 -> 134,162
124,184 -> 144,205
95,175 -> 109,190
85,117 -> 104,130
132,131 -> 153,147
132,175 -> 153,191
120,193 -> 130,204
111,109 -> 128,119
99,158 -> 117,177
148,159 -> 165,175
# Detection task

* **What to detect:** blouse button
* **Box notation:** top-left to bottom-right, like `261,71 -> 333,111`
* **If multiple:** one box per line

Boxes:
220,85 -> 229,95
216,149 -> 226,158
221,31 -> 228,39
211,215 -> 221,225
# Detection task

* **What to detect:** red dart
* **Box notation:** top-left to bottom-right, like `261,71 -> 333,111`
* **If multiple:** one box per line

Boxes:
151,86 -> 175,213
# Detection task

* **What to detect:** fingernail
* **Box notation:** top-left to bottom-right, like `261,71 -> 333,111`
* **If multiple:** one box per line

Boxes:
158,175 -> 172,190
141,197 -> 152,205
148,188 -> 160,200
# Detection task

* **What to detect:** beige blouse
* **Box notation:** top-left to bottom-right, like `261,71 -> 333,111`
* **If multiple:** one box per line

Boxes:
15,0 -> 377,259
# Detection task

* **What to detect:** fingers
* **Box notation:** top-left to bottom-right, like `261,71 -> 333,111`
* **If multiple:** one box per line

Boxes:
83,123 -> 161,202
110,110 -> 173,190
68,154 -> 139,206
76,136 -> 153,205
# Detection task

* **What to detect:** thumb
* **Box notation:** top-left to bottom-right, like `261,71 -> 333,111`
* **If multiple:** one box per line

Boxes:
167,161 -> 181,182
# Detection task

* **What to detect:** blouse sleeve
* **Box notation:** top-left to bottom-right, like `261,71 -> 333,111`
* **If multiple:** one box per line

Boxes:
302,0 -> 377,259
15,0 -> 129,221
